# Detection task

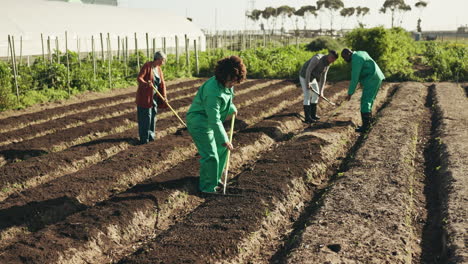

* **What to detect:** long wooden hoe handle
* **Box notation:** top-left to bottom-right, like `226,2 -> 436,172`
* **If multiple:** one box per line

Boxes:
151,85 -> 187,128
223,115 -> 236,195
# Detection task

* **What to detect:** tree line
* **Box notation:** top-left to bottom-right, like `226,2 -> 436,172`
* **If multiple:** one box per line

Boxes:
246,0 -> 428,34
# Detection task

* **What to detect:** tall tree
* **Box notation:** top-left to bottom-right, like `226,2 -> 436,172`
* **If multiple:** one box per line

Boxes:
355,6 -> 370,28
379,0 -> 412,28
415,1 -> 428,32
316,0 -> 344,33
277,5 -> 296,33
296,5 -> 318,31
247,9 -> 263,31
262,7 -> 279,35
340,7 -> 355,30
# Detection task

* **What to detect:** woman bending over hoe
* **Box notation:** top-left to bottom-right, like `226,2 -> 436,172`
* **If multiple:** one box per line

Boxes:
186,56 -> 247,193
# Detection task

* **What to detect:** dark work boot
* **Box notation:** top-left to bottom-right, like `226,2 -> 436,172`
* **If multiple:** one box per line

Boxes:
355,112 -> 372,133
310,103 -> 320,121
303,105 -> 313,124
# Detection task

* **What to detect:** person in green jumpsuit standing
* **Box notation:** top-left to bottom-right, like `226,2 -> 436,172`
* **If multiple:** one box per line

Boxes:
341,48 -> 385,133
186,56 -> 247,193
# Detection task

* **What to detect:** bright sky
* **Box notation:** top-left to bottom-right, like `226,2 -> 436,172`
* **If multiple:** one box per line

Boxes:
120,0 -> 468,32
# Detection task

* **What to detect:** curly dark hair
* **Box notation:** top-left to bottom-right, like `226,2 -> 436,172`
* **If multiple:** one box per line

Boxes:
214,56 -> 247,86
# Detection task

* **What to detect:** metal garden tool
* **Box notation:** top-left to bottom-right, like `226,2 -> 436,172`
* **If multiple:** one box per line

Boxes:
310,88 -> 336,106
150,82 -> 187,128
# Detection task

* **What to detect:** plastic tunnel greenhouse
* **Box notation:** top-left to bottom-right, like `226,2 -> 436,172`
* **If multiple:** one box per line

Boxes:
1,0 -> 206,59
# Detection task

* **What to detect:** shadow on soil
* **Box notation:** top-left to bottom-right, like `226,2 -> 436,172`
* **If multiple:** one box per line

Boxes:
72,137 -> 139,148
419,84 -> 447,263
0,149 -> 49,163
0,196 -> 86,232
269,85 -> 400,263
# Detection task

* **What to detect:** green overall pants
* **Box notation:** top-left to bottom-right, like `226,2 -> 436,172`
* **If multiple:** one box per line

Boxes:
361,77 -> 382,113
187,118 -> 228,192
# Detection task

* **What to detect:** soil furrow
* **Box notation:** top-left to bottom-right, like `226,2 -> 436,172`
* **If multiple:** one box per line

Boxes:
0,78 -> 265,146
0,79 -> 279,167
113,84 -> 393,264
0,80 -> 283,197
431,83 -> 468,263
0,81 -> 300,250
284,83 -> 427,264
0,81 -> 206,146
0,79 -> 205,133
0,82 -> 347,264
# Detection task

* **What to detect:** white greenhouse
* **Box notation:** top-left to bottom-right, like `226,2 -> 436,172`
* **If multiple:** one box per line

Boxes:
1,0 -> 206,59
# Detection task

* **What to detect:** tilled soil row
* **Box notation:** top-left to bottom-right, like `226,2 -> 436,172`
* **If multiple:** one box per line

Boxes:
0,79 -> 210,146
0,79 -> 265,147
0,78 -> 205,133
0,80 -> 284,199
432,83 -> 468,263
0,81 -> 347,264
115,85 -> 394,264
0,79 -> 279,167
0,81 -> 300,250
284,82 -> 427,263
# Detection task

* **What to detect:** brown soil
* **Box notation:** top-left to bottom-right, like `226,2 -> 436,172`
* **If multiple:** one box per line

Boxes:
0,79 -> 281,201
0,79 -> 464,264
0,79 -> 269,167
0,79 -> 301,254
432,83 -> 468,263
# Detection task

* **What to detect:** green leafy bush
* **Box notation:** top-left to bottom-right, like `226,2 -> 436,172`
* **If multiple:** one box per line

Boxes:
0,61 -> 13,110
306,36 -> 344,52
422,42 -> 468,81
345,27 -> 416,80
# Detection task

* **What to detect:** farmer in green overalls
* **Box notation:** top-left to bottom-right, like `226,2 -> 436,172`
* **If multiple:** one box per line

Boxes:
186,56 -> 247,193
341,48 -> 385,133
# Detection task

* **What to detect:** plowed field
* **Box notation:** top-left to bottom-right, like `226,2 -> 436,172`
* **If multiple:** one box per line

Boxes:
0,79 -> 466,263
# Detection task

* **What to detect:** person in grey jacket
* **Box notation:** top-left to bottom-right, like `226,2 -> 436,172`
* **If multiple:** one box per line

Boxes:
299,50 -> 338,123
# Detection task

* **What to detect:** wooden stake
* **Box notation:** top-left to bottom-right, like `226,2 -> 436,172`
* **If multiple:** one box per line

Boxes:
117,36 -> 121,61
146,32 -> 149,59
107,35 -> 112,89
194,39 -> 199,75
107,33 -> 112,62
124,36 -> 128,77
41,33 -> 45,61
185,34 -> 190,72
134,32 -> 140,70
100,32 -> 104,60
77,37 -> 81,66
175,35 -> 179,67
65,31 -> 70,95
55,36 -> 60,64
92,35 -> 96,82
47,36 -> 52,63
8,35 -> 19,101
19,36 -> 23,67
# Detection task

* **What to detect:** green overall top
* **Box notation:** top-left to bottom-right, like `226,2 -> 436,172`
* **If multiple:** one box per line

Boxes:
186,76 -> 237,144
348,51 -> 385,95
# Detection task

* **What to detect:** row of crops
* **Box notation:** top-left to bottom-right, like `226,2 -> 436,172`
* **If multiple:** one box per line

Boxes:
1,27 -> 467,111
